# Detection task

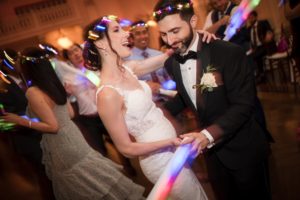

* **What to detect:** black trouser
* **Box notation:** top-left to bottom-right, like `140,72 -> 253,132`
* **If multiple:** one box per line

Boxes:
206,153 -> 271,200
77,115 -> 108,155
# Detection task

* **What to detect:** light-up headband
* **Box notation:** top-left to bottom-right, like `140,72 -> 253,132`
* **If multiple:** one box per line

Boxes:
153,1 -> 193,19
88,15 -> 119,41
130,22 -> 148,31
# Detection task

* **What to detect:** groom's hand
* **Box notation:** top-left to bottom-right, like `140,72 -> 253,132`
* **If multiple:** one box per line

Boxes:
180,132 -> 210,158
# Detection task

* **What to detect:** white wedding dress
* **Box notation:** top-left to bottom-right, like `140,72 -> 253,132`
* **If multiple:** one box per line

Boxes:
97,66 -> 208,200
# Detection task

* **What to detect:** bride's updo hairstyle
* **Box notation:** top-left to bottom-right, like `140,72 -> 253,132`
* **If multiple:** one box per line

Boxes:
83,15 -> 123,71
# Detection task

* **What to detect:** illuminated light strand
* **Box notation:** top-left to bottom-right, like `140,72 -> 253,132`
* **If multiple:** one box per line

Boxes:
0,70 -> 11,84
223,0 -> 261,41
21,115 -> 40,123
3,59 -> 15,71
21,55 -> 49,64
88,15 -> 119,41
130,22 -> 148,31
38,44 -> 58,55
3,50 -> 15,64
147,143 -> 193,200
119,19 -> 132,27
0,104 -> 15,131
162,79 -> 176,90
0,104 -> 5,114
0,119 -> 15,131
153,2 -> 192,18
84,70 -> 101,87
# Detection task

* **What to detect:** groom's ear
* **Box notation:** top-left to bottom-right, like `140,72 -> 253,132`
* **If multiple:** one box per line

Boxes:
190,15 -> 198,29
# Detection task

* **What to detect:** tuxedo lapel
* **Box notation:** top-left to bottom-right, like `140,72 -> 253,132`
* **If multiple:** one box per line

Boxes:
197,39 -> 211,111
195,34 -> 204,109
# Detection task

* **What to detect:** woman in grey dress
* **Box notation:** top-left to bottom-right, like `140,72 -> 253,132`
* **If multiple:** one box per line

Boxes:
2,47 -> 145,200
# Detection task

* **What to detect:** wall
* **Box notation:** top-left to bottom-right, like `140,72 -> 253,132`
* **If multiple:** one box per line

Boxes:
0,0 -> 290,51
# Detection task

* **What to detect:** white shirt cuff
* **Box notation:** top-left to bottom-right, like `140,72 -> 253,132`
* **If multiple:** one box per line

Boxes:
201,129 -> 215,148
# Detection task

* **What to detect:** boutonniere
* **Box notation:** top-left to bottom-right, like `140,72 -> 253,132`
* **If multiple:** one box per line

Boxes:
193,65 -> 218,93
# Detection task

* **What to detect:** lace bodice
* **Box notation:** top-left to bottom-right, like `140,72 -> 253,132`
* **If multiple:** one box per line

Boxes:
97,66 -> 173,142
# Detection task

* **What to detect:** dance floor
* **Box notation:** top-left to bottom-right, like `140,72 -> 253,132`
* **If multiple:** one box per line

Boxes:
1,90 -> 300,200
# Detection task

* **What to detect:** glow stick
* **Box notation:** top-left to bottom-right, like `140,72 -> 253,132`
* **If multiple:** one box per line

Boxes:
85,70 -> 101,87
162,79 -> 176,90
0,70 -> 11,84
223,0 -> 261,41
147,142 -> 193,200
0,104 -> 15,131
21,115 -> 40,122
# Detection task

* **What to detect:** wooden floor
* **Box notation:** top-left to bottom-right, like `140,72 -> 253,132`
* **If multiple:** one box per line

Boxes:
1,89 -> 300,199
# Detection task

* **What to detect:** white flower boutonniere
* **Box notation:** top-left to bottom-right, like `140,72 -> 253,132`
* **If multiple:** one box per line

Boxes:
193,65 -> 218,93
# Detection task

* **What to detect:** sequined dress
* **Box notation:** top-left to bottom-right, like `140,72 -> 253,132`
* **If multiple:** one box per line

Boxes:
35,104 -> 145,200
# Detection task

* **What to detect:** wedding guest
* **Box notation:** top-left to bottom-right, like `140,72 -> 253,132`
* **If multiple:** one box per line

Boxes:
125,20 -> 172,102
1,47 -> 145,200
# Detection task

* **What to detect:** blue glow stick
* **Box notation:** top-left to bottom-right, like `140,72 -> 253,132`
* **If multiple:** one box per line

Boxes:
147,142 -> 193,200
224,0 -> 261,41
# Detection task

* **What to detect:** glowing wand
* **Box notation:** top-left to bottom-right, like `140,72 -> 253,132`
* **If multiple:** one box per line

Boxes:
147,141 -> 193,200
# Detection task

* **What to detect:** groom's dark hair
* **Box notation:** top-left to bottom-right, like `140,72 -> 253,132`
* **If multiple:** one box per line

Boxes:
153,0 -> 194,22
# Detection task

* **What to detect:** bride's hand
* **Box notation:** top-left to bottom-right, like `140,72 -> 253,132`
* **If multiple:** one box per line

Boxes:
197,30 -> 218,43
171,137 -> 182,146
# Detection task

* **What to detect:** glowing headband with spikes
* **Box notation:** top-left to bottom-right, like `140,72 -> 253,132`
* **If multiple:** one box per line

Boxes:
130,22 -> 148,31
153,2 -> 193,19
88,15 -> 119,41
38,44 -> 58,55
21,55 -> 49,63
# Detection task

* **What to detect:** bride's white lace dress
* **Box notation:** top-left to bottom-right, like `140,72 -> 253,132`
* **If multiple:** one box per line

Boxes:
97,66 -> 208,200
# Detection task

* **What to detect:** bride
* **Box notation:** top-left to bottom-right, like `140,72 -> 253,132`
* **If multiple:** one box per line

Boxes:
83,15 -> 209,200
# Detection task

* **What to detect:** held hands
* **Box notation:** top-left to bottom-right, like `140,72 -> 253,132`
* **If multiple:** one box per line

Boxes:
197,30 -> 218,43
179,132 -> 210,158
171,137 -> 183,146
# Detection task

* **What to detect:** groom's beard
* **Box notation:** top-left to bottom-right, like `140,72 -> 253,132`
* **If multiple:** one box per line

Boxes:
166,26 -> 194,55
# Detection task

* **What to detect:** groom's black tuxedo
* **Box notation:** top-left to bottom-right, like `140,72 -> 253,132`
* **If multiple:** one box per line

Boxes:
164,37 -> 271,199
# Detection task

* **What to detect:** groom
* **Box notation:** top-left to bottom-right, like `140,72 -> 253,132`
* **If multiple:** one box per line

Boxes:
154,0 -> 272,199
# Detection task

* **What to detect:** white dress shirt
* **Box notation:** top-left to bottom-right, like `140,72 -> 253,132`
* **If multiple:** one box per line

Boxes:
203,2 -> 238,30
180,34 -> 199,109
250,21 -> 262,47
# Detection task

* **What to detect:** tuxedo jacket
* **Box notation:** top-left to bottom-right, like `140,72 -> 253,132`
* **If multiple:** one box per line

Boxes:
164,39 -> 270,170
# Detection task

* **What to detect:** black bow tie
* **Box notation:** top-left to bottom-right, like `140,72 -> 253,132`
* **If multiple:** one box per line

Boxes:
174,51 -> 198,64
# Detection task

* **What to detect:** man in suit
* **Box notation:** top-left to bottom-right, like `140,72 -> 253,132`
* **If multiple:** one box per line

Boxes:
153,0 -> 272,199
203,0 -> 250,51
247,11 -> 277,82
125,20 -> 173,103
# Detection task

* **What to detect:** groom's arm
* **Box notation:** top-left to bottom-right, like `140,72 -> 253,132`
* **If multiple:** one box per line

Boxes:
206,44 -> 256,142
181,43 -> 256,150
